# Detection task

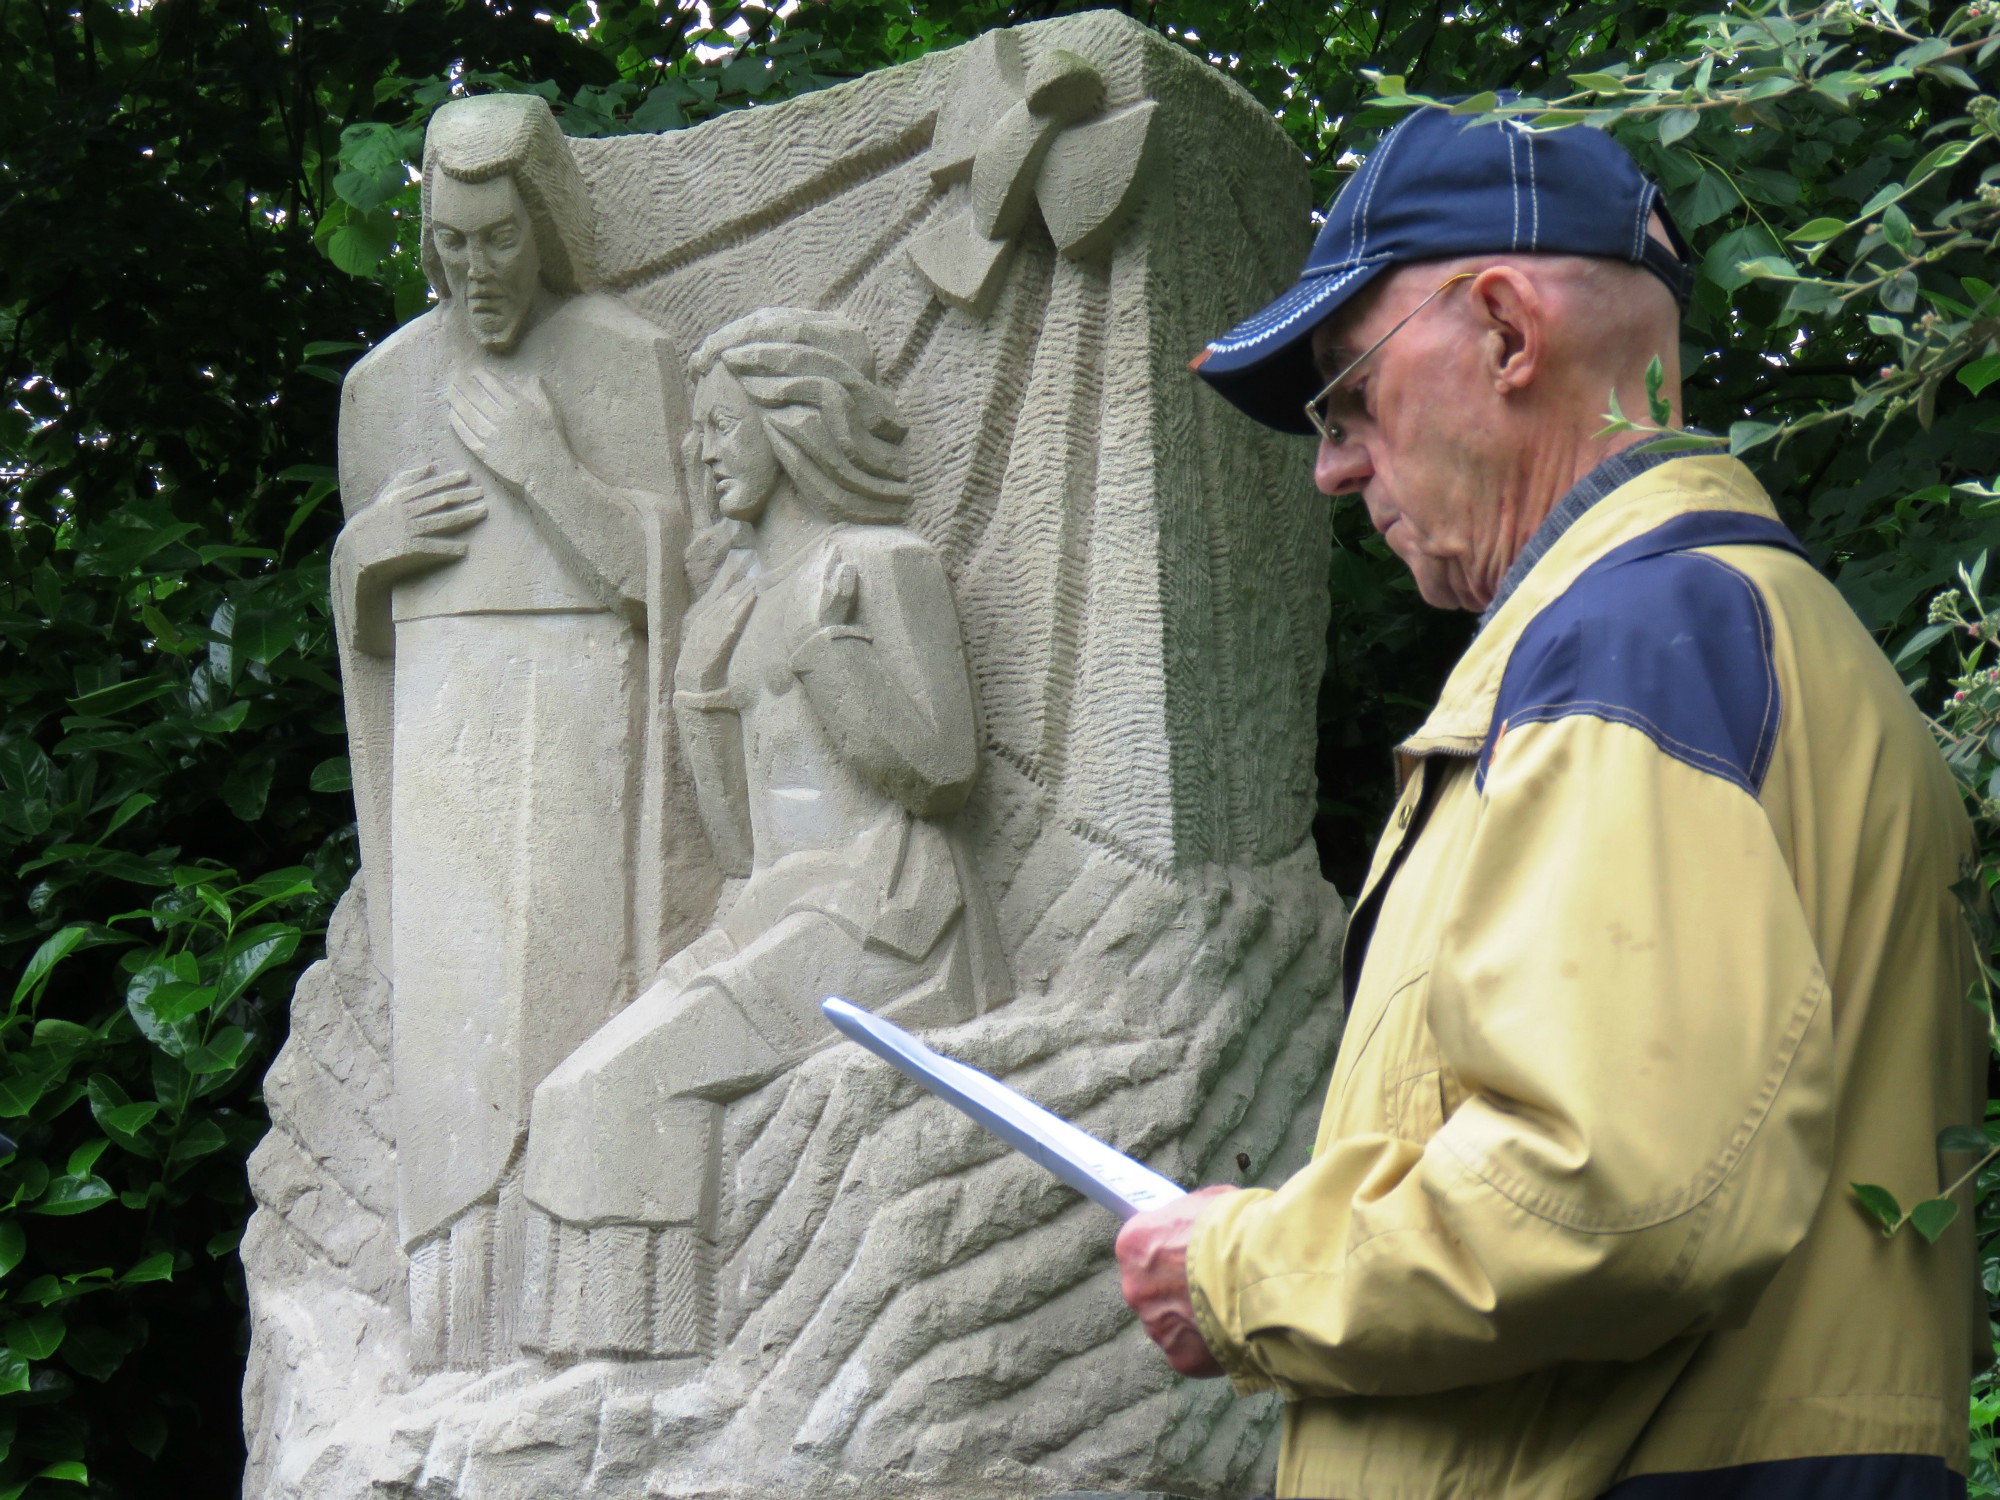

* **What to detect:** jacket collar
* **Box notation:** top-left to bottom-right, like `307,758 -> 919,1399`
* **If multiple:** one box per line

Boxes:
1396,455 -> 1784,769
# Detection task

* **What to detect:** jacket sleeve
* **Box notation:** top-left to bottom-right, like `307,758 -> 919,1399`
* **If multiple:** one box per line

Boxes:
1186,709 -> 1835,1398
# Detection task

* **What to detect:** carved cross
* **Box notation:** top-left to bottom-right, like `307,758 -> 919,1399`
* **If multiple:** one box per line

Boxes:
909,32 -> 1158,316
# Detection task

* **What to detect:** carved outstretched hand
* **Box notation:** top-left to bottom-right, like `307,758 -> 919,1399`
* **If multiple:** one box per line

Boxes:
448,368 -> 572,493
332,464 -> 487,655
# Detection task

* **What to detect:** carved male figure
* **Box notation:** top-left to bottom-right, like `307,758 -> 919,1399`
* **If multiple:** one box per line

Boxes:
521,307 -> 1007,1358
333,92 -> 703,1368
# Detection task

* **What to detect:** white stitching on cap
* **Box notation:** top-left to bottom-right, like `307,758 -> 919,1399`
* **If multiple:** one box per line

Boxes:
1527,129 -> 1539,249
1506,125 -> 1520,249
1355,114 -> 1410,265
1633,182 -> 1648,261
1203,261 -> 1385,355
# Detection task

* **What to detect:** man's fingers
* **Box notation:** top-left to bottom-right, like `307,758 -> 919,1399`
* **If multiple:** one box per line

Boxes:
386,467 -> 475,504
408,485 -> 484,518
413,501 -> 487,537
448,410 -> 495,458
448,371 -> 508,427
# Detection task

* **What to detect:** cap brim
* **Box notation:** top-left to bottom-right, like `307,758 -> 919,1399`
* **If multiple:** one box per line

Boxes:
1193,258 -> 1394,435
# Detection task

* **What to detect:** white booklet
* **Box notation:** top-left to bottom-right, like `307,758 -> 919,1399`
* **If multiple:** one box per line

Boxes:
822,996 -> 1187,1220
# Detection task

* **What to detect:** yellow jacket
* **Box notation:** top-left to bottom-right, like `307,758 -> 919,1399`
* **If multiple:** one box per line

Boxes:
1187,457 -> 1986,1498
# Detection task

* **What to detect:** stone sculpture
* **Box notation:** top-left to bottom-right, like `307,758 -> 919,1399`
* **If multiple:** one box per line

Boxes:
245,14 -> 1342,1499
521,307 -> 1007,1360
328,91 -> 708,1370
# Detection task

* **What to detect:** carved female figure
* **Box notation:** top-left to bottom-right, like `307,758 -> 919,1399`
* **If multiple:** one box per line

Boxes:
520,308 -> 1006,1358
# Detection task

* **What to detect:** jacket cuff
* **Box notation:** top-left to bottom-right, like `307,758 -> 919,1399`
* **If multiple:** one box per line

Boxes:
1186,1189 -> 1277,1396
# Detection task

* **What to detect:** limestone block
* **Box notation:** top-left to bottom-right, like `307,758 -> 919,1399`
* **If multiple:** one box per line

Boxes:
244,13 -> 1340,1499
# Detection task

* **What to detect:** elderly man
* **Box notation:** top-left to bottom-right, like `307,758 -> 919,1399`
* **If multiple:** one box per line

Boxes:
1116,107 -> 1985,1497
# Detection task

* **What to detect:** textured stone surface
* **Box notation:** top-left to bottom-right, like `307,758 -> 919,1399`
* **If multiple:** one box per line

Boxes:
244,13 -> 1340,1499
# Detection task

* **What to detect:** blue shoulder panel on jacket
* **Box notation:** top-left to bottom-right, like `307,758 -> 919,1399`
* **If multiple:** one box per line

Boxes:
1478,512 -> 1808,797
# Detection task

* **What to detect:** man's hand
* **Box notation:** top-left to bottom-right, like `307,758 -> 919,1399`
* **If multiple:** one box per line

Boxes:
448,368 -> 572,492
1116,1183 -> 1238,1378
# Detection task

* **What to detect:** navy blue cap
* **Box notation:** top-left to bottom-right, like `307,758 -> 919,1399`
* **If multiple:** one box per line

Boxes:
1194,105 -> 1694,435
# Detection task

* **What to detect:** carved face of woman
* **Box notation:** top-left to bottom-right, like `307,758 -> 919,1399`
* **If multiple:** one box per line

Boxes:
430,173 -> 544,353
695,367 -> 783,523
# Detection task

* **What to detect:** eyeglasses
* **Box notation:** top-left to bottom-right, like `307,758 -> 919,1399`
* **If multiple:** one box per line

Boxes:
1303,270 -> 1476,446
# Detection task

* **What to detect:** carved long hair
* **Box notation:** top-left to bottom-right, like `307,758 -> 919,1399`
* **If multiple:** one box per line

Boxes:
419,93 -> 597,298
689,309 -> 911,526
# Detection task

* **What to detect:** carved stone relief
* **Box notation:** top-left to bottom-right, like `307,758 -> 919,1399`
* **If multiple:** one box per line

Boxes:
244,14 -> 1341,1499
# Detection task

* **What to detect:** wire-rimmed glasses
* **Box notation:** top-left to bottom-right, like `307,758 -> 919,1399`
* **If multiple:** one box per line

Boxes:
1303,270 -> 1477,446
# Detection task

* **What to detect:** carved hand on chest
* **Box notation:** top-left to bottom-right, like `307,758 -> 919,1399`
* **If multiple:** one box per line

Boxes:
332,464 -> 489,656
447,367 -> 576,497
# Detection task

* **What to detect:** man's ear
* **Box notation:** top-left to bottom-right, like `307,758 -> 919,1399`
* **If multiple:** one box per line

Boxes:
1468,265 -> 1542,394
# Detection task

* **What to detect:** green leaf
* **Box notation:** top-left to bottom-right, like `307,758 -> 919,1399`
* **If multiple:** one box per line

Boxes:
32,1019 -> 92,1048
1645,355 -> 1670,427
167,1119 -> 227,1163
1728,420 -> 1781,457
1568,70 -> 1629,91
1859,183 -> 1907,220
183,1026 -> 250,1077
1910,1197 -> 1960,1244
221,759 -> 275,822
13,926 -> 94,1009
120,1253 -> 172,1285
1909,140 -> 1972,185
215,923 -> 300,1006
35,1462 -> 86,1485
1896,622 -> 1952,664
326,214 -> 396,278
1938,1124 -> 1990,1152
1702,225 -> 1786,293
0,1223 -> 24,1279
6,1312 -> 64,1360
309,756 -> 352,793
1960,356 -> 2000,396
1851,1181 -> 1905,1235
1657,108 -> 1699,145
189,701 -> 250,735
1882,202 -> 1915,255
1896,37 -> 1952,70
100,1102 -> 159,1138
60,1323 -> 134,1383
0,1352 -> 27,1397
1786,217 -> 1850,244
63,676 -> 174,716
1882,271 -> 1920,315
102,792 -> 155,837
63,1141 -> 106,1179
29,1176 -> 111,1217
1449,90 -> 1499,115
140,981 -> 214,1026
0,1075 -> 47,1120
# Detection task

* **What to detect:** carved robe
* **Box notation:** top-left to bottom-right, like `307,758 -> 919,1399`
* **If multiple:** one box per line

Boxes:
335,294 -> 710,1361
519,520 -> 1005,1357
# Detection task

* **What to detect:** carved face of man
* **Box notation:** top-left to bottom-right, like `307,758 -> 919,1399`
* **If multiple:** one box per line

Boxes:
429,173 -> 544,354
695,367 -> 782,523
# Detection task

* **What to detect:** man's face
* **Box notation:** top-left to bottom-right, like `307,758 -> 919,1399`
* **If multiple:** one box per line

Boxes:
1308,268 -> 1506,612
693,367 -> 782,524
430,173 -> 544,353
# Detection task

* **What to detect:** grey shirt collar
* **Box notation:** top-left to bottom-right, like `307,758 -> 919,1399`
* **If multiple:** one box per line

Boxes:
1477,435 -> 1705,628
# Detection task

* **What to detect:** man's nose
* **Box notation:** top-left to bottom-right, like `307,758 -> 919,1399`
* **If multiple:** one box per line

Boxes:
1314,431 -> 1372,497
